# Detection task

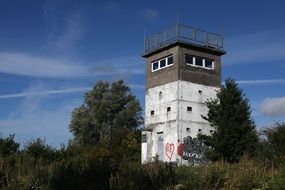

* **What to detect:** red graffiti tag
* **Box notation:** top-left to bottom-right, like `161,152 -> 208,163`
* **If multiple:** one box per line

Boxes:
165,143 -> 174,160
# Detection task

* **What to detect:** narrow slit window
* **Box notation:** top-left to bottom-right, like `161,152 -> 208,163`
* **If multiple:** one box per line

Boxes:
187,107 -> 192,112
167,107 -> 171,112
151,110 -> 154,115
167,56 -> 173,65
185,54 -> 194,65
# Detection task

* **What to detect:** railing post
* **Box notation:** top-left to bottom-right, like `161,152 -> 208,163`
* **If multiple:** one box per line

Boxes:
163,30 -> 166,44
176,24 -> 179,40
206,32 -> 209,46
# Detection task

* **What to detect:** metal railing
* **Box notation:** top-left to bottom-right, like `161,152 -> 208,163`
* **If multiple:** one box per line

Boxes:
144,24 -> 224,53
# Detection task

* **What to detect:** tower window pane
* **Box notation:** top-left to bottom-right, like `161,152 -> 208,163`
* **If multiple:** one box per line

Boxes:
160,59 -> 166,68
205,59 -> 213,69
195,57 -> 203,66
152,62 -> 158,71
185,54 -> 194,65
167,56 -> 173,65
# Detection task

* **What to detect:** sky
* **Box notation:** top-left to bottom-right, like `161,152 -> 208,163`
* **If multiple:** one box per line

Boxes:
0,0 -> 285,147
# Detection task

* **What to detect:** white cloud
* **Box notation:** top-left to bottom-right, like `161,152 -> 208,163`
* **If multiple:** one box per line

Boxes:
0,53 -> 144,78
0,87 -> 90,99
0,90 -> 79,147
260,97 -> 285,117
0,83 -> 144,99
224,30 -> 285,65
236,79 -> 285,85
0,53 -> 89,78
0,81 -> 145,146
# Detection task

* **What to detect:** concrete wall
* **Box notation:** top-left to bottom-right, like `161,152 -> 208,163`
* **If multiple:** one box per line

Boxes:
142,80 -> 219,164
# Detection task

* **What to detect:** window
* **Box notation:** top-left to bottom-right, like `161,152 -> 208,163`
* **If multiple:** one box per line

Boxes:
160,58 -> 166,68
195,57 -> 203,66
198,129 -> 202,132
167,107 -> 171,112
167,56 -> 173,65
198,90 -> 202,94
185,54 -> 214,70
205,59 -> 213,69
152,61 -> 159,71
151,55 -> 173,72
185,54 -> 194,65
187,106 -> 192,112
141,134 -> 147,143
210,130 -> 213,133
151,110 -> 154,115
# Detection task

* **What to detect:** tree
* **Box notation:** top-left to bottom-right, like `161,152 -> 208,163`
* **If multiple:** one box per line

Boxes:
0,134 -> 19,156
263,122 -> 285,160
199,78 -> 258,163
69,80 -> 143,147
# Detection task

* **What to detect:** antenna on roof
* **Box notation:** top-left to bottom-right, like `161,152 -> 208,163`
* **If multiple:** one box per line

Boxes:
176,8 -> 179,25
143,28 -> 146,51
220,24 -> 224,36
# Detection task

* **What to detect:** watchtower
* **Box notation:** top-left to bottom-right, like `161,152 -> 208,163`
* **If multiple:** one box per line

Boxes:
141,24 -> 226,165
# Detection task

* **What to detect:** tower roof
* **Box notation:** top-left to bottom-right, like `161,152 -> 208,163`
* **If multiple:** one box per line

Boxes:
142,24 -> 226,58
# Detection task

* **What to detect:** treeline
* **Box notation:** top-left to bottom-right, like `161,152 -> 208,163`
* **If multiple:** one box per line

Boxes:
0,79 -> 285,189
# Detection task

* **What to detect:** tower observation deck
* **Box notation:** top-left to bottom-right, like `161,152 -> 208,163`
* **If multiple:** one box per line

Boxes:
143,24 -> 226,57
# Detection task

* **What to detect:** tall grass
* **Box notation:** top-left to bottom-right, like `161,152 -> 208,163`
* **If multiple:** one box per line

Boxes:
0,152 -> 284,189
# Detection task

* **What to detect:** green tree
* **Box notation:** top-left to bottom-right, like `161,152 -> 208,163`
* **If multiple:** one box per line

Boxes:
69,80 -> 143,147
199,78 -> 258,163
0,134 -> 19,156
263,122 -> 285,160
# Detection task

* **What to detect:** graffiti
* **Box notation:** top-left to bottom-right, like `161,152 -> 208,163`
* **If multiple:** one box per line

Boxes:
178,136 -> 208,165
165,143 -> 174,160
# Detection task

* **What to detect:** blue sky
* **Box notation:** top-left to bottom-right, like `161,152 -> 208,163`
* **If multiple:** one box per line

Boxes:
0,0 -> 285,147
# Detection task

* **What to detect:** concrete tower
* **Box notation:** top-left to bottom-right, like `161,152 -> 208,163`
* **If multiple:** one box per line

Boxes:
141,24 -> 226,165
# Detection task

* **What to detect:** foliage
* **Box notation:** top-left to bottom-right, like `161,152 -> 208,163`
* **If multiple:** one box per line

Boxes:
0,134 -> 19,157
110,158 -> 176,190
24,138 -> 57,162
199,78 -> 258,163
70,80 -> 143,147
263,122 -> 285,160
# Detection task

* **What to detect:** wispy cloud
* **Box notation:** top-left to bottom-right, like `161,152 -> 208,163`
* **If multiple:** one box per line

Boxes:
43,1 -> 86,55
222,79 -> 285,85
141,9 -> 159,21
0,53 -> 144,78
0,84 -> 145,99
0,87 -> 90,99
260,96 -> 285,117
236,79 -> 285,85
0,95 -> 77,147
224,29 -> 285,65
0,53 -> 89,78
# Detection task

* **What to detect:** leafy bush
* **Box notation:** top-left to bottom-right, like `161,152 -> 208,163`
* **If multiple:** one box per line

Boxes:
0,134 -> 19,157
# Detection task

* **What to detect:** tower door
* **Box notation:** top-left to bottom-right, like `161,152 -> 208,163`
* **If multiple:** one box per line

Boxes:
157,132 -> 164,160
